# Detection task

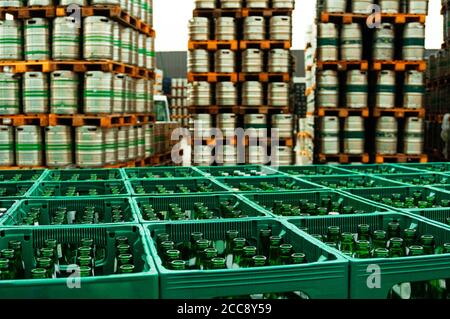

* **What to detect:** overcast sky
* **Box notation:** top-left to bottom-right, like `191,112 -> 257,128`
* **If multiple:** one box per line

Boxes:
154,0 -> 443,52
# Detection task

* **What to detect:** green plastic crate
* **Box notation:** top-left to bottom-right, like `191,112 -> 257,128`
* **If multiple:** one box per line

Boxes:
0,182 -> 35,199
394,163 -> 450,173
0,198 -> 138,226
403,208 -> 450,229
145,219 -> 348,299
242,191 -> 388,217
43,169 -> 124,181
337,164 -> 419,175
375,173 -> 449,186
132,194 -> 270,222
275,165 -> 355,176
215,176 -> 321,193
0,225 -> 158,298
196,165 -> 280,177
429,184 -> 450,192
342,186 -> 450,212
123,167 -> 203,179
0,169 -> 46,182
286,212 -> 450,299
301,175 -> 404,190
0,200 -> 19,219
127,178 -> 230,196
28,181 -> 130,199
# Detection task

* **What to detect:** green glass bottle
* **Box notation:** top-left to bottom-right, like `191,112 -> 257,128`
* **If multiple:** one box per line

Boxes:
0,258 -> 11,280
203,248 -> 218,270
211,257 -> 226,270
79,266 -> 92,277
372,230 -> 388,250
372,248 -> 389,258
258,229 -> 272,257
40,248 -> 56,278
326,226 -> 340,244
354,240 -> 371,259
8,240 -> 25,279
290,252 -> 306,264
268,236 -> 282,266
119,264 -> 135,274
231,238 -> 246,269
340,232 -> 355,253
31,268 -> 47,279
387,222 -> 401,239
388,238 -> 405,258
241,246 -> 257,268
164,250 -> 180,268
357,224 -> 371,241
225,230 -> 238,255
252,255 -> 267,267
403,229 -> 417,249
279,244 -> 293,265
169,260 -> 186,271
159,241 -> 175,262
36,257 -> 53,278
1,249 -> 16,278
192,239 -> 209,269
420,235 -> 436,255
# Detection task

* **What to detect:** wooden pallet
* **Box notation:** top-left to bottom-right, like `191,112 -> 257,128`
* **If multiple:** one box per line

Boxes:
0,165 -> 46,170
239,106 -> 291,115
239,40 -> 292,50
0,5 -> 154,37
193,8 -> 242,18
0,114 -> 49,126
241,7 -> 293,17
375,154 -> 428,164
426,114 -> 445,124
188,40 -> 239,51
189,106 -> 240,115
318,153 -> 370,164
48,114 -> 136,127
316,107 -> 370,118
243,137 -> 294,147
373,108 -> 426,118
320,12 -> 426,24
372,60 -> 427,72
238,72 -> 290,82
147,152 -> 173,166
0,6 -> 55,19
0,60 -> 152,79
187,72 -> 238,83
317,60 -> 369,71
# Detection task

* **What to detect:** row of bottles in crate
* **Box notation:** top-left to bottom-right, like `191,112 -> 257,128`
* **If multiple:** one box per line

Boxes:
188,49 -> 291,74
317,70 -> 424,109
318,22 -> 425,62
189,81 -> 290,107
189,16 -> 292,41
0,236 -> 137,280
194,0 -> 295,9
0,123 -> 176,167
318,0 -> 428,14
0,71 -> 153,115
0,0 -> 153,26
319,116 -> 423,155
0,17 -> 155,69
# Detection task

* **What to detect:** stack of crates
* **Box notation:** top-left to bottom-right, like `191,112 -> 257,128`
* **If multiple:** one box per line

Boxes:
187,0 -> 295,167
315,0 -> 428,165
0,1 -> 159,169
2,163 -> 450,298
169,78 -> 190,127
425,0 -> 450,161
